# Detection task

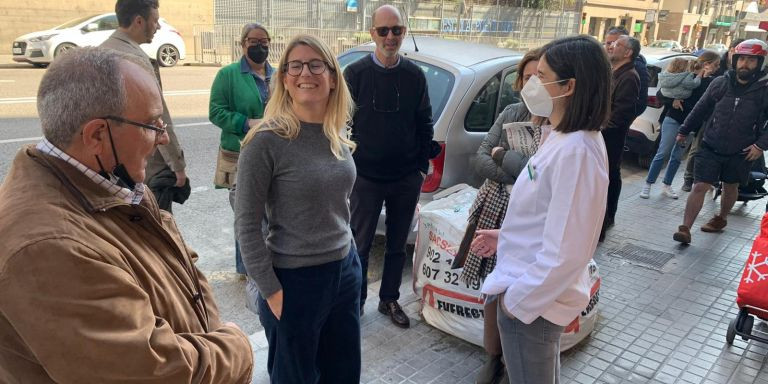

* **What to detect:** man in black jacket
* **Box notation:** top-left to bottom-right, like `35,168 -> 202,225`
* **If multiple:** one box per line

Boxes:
601,35 -> 641,241
673,39 -> 768,244
344,4 -> 434,328
605,26 -> 649,118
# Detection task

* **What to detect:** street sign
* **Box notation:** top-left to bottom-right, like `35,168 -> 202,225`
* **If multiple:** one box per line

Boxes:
645,10 -> 656,23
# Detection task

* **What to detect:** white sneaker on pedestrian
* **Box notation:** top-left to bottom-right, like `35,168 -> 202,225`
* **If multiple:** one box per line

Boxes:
662,184 -> 679,199
640,183 -> 651,199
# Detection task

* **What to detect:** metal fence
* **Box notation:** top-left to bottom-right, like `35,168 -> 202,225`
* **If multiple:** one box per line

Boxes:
195,0 -> 580,64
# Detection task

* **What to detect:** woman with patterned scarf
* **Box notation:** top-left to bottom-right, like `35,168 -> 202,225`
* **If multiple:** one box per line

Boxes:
456,48 -> 545,384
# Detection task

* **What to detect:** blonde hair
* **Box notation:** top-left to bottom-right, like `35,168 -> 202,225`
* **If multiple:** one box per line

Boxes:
242,34 -> 356,159
666,58 -> 692,74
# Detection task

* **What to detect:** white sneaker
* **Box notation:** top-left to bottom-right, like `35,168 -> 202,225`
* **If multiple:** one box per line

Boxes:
640,183 -> 651,199
662,184 -> 679,199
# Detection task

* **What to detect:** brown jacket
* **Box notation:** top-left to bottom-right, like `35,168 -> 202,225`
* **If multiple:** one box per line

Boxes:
101,30 -> 186,180
0,146 -> 252,383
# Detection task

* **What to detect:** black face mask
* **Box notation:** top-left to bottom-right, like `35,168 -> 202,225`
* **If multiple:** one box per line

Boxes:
96,121 -> 137,190
247,44 -> 269,64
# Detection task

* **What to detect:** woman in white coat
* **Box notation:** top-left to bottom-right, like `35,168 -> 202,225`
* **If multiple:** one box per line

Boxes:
470,35 -> 612,383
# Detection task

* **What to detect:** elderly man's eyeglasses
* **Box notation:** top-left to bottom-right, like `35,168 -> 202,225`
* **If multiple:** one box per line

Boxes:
284,59 -> 330,77
246,38 -> 271,46
374,26 -> 405,37
102,115 -> 167,137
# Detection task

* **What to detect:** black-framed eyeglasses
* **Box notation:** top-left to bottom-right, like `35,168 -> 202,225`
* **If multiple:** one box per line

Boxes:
372,71 -> 400,113
102,115 -> 167,137
246,38 -> 271,46
373,25 -> 405,37
283,59 -> 330,77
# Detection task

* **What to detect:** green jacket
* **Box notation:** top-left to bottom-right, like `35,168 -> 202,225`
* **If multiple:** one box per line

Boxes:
209,60 -> 266,152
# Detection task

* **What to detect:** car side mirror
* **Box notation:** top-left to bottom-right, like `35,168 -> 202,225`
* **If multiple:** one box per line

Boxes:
83,23 -> 99,33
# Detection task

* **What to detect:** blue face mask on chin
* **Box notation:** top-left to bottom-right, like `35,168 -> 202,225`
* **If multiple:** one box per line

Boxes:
95,121 -> 137,190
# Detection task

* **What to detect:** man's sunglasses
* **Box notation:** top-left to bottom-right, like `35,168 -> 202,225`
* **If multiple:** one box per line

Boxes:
373,26 -> 405,37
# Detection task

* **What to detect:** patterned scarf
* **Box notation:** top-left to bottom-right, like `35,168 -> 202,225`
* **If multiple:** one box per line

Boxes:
457,124 -> 542,285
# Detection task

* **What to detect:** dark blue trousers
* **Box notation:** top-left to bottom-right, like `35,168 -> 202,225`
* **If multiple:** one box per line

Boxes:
258,245 -> 362,384
350,171 -> 423,305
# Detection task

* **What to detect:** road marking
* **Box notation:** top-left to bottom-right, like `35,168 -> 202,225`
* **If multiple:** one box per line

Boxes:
0,97 -> 35,104
0,89 -> 210,105
175,122 -> 212,128
0,121 -> 210,144
0,136 -> 42,144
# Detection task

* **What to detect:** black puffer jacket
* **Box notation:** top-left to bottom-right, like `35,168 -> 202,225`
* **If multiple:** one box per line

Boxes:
679,70 -> 768,155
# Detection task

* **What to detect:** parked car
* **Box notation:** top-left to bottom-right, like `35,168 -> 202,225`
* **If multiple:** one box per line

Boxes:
646,40 -> 684,52
11,13 -> 185,67
338,37 -> 523,239
626,52 -> 697,168
704,43 -> 728,56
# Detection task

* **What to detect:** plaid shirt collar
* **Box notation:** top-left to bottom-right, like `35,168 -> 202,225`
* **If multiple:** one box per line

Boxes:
36,139 -> 145,205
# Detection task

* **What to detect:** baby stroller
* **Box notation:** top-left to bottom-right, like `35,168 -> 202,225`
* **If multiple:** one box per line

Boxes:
727,213 -> 768,346
713,155 -> 768,208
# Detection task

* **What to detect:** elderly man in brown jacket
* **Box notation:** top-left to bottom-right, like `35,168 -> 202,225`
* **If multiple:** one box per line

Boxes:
0,47 -> 252,383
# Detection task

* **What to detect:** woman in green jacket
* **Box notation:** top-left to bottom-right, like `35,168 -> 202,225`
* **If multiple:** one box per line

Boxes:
209,22 -> 274,276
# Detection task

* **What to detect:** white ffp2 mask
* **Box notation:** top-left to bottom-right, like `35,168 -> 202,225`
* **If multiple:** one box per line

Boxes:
520,75 -> 568,118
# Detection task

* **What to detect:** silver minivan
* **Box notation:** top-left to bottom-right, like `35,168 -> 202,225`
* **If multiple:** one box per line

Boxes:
338,37 -> 523,239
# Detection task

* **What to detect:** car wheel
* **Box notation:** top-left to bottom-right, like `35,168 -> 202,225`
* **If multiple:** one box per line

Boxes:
157,44 -> 179,67
54,43 -> 76,58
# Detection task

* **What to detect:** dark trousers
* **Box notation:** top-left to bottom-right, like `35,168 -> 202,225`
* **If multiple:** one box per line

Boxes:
602,129 -> 626,225
606,160 -> 622,222
258,246 -> 362,384
350,171 -> 423,305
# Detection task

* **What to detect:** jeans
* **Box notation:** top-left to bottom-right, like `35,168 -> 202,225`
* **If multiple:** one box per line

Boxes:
646,117 -> 686,186
350,171 -> 423,305
497,301 -> 564,384
229,187 -> 246,274
258,245 -> 362,384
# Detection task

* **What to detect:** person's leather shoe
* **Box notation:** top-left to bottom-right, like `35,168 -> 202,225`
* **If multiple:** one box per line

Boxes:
673,225 -> 691,244
378,300 -> 410,328
497,370 -> 510,384
701,215 -> 727,232
475,354 -> 503,384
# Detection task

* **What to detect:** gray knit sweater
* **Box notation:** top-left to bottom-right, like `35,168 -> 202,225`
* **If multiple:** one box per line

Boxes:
235,121 -> 356,298
659,71 -> 701,100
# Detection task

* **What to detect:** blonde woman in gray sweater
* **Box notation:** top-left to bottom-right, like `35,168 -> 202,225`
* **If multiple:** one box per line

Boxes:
235,34 -> 360,383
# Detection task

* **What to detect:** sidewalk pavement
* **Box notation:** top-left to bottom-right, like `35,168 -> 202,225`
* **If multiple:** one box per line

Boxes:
249,169 -> 768,384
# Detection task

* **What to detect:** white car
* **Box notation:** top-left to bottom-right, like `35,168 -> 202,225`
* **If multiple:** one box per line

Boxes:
11,13 -> 186,67
646,40 -> 684,52
626,52 -> 697,167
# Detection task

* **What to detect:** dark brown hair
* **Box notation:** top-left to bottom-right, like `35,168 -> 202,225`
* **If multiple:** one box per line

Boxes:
541,35 -> 612,133
514,48 -> 544,91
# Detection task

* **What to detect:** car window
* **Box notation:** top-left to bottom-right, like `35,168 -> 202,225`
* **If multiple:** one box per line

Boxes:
647,65 -> 661,87
338,52 -> 455,124
498,70 -> 519,114
465,73 -> 501,132
97,15 -> 119,31
55,15 -> 95,30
